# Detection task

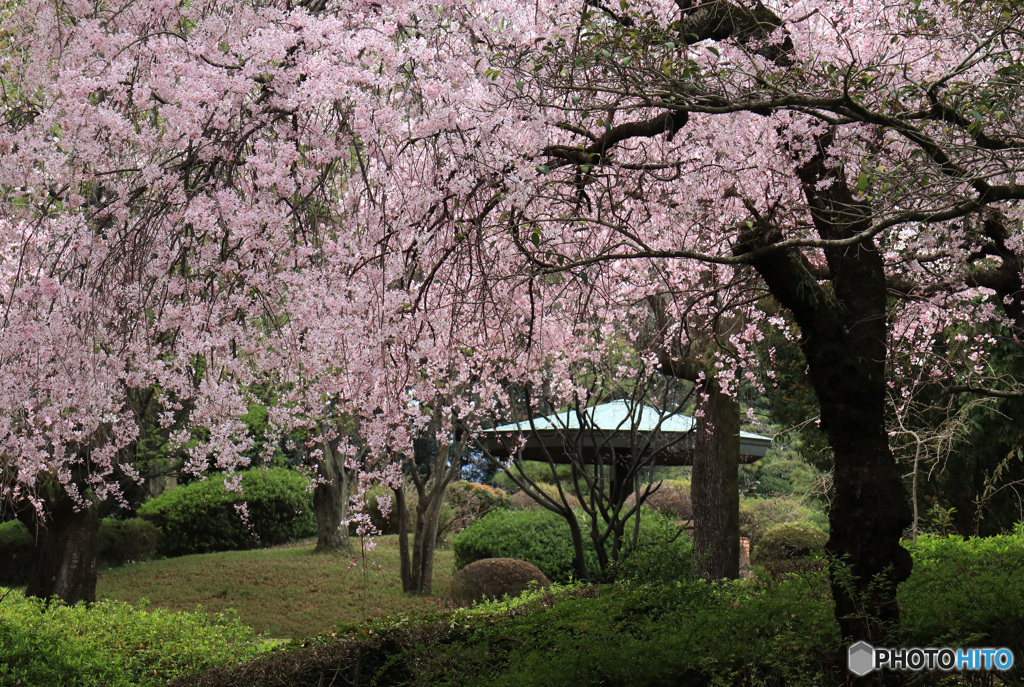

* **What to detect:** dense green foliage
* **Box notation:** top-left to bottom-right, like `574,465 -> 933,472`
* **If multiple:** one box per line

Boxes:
138,468 -> 315,557
491,461 -> 575,492
0,521 -> 32,587
901,530 -> 1024,662
97,519 -> 162,568
0,588 -> 265,687
0,518 -> 161,587
452,507 -> 692,584
176,530 -> 1024,687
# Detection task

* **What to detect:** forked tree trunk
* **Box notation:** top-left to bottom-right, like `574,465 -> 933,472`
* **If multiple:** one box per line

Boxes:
691,381 -> 740,580
18,499 -> 100,604
407,492 -> 445,595
313,439 -> 351,553
397,441 -> 461,596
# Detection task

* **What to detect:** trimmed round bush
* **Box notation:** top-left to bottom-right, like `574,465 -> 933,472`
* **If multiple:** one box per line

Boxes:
454,508 -> 591,583
739,496 -> 829,547
750,522 -> 827,577
138,467 -> 315,557
450,557 -> 550,604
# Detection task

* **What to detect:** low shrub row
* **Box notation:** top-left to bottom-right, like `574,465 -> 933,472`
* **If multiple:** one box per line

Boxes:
0,588 -> 265,687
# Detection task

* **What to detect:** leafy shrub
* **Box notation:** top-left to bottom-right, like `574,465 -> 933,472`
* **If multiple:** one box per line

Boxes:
739,496 -> 829,547
177,576 -> 840,687
98,518 -> 161,568
454,508 -> 590,583
453,507 -> 692,584
0,517 -> 160,585
361,485 -> 405,535
138,468 -> 315,557
626,479 -> 692,520
0,519 -> 32,586
750,522 -> 827,577
491,461 -> 574,492
0,588 -> 264,687
900,530 -> 1024,674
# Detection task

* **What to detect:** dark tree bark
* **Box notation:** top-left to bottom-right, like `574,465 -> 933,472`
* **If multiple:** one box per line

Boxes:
17,497 -> 100,604
691,380 -> 740,580
739,128 -> 914,658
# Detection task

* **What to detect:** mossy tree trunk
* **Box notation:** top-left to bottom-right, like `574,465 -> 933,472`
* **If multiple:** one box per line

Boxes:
313,436 -> 353,553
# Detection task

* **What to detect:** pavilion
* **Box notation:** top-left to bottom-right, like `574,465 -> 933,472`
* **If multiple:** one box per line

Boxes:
480,399 -> 772,465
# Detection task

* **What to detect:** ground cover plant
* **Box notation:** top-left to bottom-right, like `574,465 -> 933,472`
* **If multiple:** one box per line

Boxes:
0,587 -> 264,687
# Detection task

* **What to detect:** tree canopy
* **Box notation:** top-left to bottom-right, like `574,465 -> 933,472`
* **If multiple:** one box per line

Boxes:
2,0 -> 1023,659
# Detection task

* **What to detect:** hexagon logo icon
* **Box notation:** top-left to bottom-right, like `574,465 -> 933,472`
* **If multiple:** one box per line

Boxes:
848,641 -> 876,677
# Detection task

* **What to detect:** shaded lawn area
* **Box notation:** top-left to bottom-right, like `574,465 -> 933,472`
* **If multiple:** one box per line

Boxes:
98,535 -> 454,639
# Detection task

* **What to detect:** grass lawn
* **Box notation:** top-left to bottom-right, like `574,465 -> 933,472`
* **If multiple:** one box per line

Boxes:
97,535 -> 454,639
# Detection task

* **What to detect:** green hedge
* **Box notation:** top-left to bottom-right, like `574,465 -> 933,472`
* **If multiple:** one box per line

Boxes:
0,520 -> 33,587
0,588 -> 264,687
452,507 -> 692,584
138,468 -> 315,557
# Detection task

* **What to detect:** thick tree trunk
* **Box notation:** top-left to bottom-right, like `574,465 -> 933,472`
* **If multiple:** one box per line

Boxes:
313,439 -> 350,553
740,129 -> 914,676
18,500 -> 100,604
808,340 -> 913,645
692,381 -> 740,580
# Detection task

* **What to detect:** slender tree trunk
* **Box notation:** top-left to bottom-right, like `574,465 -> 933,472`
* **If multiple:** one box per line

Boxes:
396,486 -> 412,592
409,493 -> 444,595
692,381 -> 740,580
18,499 -> 100,604
313,439 -> 351,553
